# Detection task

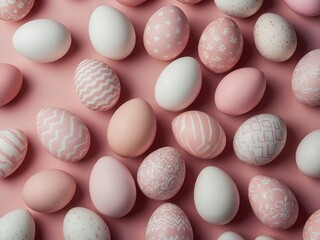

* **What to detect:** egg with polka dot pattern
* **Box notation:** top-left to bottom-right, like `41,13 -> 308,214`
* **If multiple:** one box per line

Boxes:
214,0 -> 263,18
0,0 -> 35,22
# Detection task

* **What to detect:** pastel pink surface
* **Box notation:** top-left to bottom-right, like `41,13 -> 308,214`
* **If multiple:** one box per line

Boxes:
303,209 -> 320,240
0,0 -> 35,22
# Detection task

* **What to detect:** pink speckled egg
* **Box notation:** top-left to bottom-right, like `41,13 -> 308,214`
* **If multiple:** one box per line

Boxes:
248,175 -> 299,230
172,110 -> 226,159
233,114 -> 287,166
177,0 -> 202,4
36,107 -> 91,162
303,209 -> 320,240
143,5 -> 190,61
284,0 -> 320,17
292,49 -> 320,106
0,0 -> 35,22
146,203 -> 193,240
74,59 -> 121,111
137,146 -> 185,200
198,17 -> 243,73
116,0 -> 147,6
0,128 -> 27,178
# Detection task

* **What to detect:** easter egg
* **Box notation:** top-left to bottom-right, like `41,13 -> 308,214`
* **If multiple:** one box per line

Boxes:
284,0 -> 320,17
303,209 -> 320,240
0,0 -> 35,22
214,0 -> 263,18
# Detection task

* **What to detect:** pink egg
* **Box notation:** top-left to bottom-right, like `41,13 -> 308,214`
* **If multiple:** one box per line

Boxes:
0,63 -> 23,107
284,0 -> 320,17
146,203 -> 193,240
36,107 -> 91,162
116,0 -> 147,6
303,209 -> 320,240
137,146 -> 186,200
0,128 -> 28,178
177,0 -> 202,4
172,110 -> 226,159
248,175 -> 299,230
0,0 -> 35,22
74,59 -> 121,111
198,17 -> 243,73
143,5 -> 190,61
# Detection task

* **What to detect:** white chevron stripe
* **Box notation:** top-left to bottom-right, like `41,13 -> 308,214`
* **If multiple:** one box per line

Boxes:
84,84 -> 118,104
78,73 -> 115,96
82,77 -> 118,101
40,109 -> 65,144
94,92 -> 120,109
75,68 -> 113,92
56,116 -> 76,158
37,108 -> 58,129
65,125 -> 90,160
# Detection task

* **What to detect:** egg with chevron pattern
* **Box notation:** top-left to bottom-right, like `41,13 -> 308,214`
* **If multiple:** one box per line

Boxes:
36,107 -> 91,162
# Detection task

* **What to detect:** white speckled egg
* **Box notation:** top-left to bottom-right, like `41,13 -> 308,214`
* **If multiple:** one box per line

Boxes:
218,231 -> 245,240
303,209 -> 320,240
214,0 -> 263,18
0,0 -> 35,22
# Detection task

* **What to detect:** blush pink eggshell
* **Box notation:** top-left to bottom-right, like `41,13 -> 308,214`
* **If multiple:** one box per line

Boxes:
22,169 -> 76,213
144,5 -> 190,61
74,58 -> 121,111
0,63 -> 23,107
137,146 -> 186,200
177,0 -> 202,4
0,0 -> 35,22
107,98 -> 157,158
146,203 -> 193,240
292,49 -> 320,106
248,175 -> 299,229
303,209 -> 320,240
215,67 -> 266,115
0,128 -> 28,178
89,156 -> 137,218
198,17 -> 243,73
116,0 -> 147,6
172,110 -> 226,159
284,0 -> 320,17
36,107 -> 91,162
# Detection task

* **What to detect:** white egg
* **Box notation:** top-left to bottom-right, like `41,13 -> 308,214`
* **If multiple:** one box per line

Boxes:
89,5 -> 136,60
12,19 -> 71,63
218,231 -> 245,240
155,56 -> 202,111
214,0 -> 263,18
255,236 -> 276,240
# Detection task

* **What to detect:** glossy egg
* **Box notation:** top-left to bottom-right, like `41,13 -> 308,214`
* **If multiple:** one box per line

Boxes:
146,203 -> 193,240
218,231 -> 245,240
284,0 -> 320,17
0,0 -> 35,22
22,169 -> 76,213
177,0 -> 202,4
89,156 -> 136,218
215,67 -> 266,115
172,110 -> 226,159
248,175 -> 299,229
36,107 -> 91,162
144,5 -> 190,61
292,49 -> 320,106
214,0 -> 263,18
107,98 -> 157,157
303,209 -> 320,240
116,0 -> 147,6
198,17 -> 243,73
74,58 -> 121,111
233,113 -> 287,166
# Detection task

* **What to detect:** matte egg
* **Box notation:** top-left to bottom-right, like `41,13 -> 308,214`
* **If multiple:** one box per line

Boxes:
284,0 -> 320,17
36,107 -> 91,162
198,17 -> 243,73
172,110 -> 226,159
254,13 -> 297,62
256,236 -> 276,240
13,19 -> 72,63
233,113 -> 287,166
215,67 -> 266,115
291,49 -> 320,106
248,175 -> 299,229
116,0 -> 147,6
303,209 -> 320,240
218,231 -> 245,240
144,5 -> 190,61
22,169 -> 76,213
89,156 -> 136,218
107,98 -> 157,157
214,0 -> 263,18
146,203 -> 193,240
177,0 -> 202,4
0,0 -> 35,22
89,5 -> 136,60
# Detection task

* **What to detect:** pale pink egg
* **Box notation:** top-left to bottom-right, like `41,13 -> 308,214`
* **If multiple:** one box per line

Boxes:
284,0 -> 320,17
248,175 -> 299,230
303,209 -> 320,240
143,5 -> 190,61
0,0 -> 35,22
74,59 -> 121,111
116,0 -> 147,6
146,203 -> 193,240
292,49 -> 320,106
137,146 -> 185,200
177,0 -> 202,4
36,107 -> 91,162
198,17 -> 243,73
0,128 -> 27,178
171,110 -> 226,159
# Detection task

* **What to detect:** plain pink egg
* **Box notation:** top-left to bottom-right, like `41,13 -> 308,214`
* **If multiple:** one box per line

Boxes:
284,0 -> 320,17
116,0 -> 147,6
0,0 -> 35,22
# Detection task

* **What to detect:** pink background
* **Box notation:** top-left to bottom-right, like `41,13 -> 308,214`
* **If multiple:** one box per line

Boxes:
0,0 -> 319,239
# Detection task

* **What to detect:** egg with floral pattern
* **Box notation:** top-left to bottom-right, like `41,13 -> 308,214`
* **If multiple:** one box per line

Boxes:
0,0 -> 35,22
303,209 -> 320,240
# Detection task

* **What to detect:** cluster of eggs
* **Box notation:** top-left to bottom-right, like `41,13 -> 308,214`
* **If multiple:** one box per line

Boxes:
0,0 -> 320,239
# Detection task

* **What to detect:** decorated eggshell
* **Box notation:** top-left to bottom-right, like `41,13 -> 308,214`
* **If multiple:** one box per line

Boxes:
218,231 -> 245,240
292,49 -> 320,106
146,203 -> 193,240
36,107 -> 90,162
284,0 -> 320,17
137,146 -> 185,200
233,113 -> 287,166
0,128 -> 28,178
0,209 -> 35,240
63,207 -> 111,240
303,209 -> 320,240
177,0 -> 202,4
116,0 -> 147,6
214,0 -> 263,18
248,175 -> 299,229
74,58 -> 121,111
0,0 -> 35,22
198,17 -> 243,73
172,110 -> 226,159
144,5 -> 190,61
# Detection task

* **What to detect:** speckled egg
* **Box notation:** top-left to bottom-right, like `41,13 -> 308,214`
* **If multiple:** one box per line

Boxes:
177,0 -> 202,4
144,5 -> 190,61
0,0 -> 35,22
137,146 -> 186,200
303,209 -> 320,240
198,17 -> 243,73
248,175 -> 299,229
214,0 -> 263,18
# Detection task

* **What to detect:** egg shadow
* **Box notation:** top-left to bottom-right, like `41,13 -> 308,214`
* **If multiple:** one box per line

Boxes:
23,0 -> 44,21
235,34 -> 255,68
